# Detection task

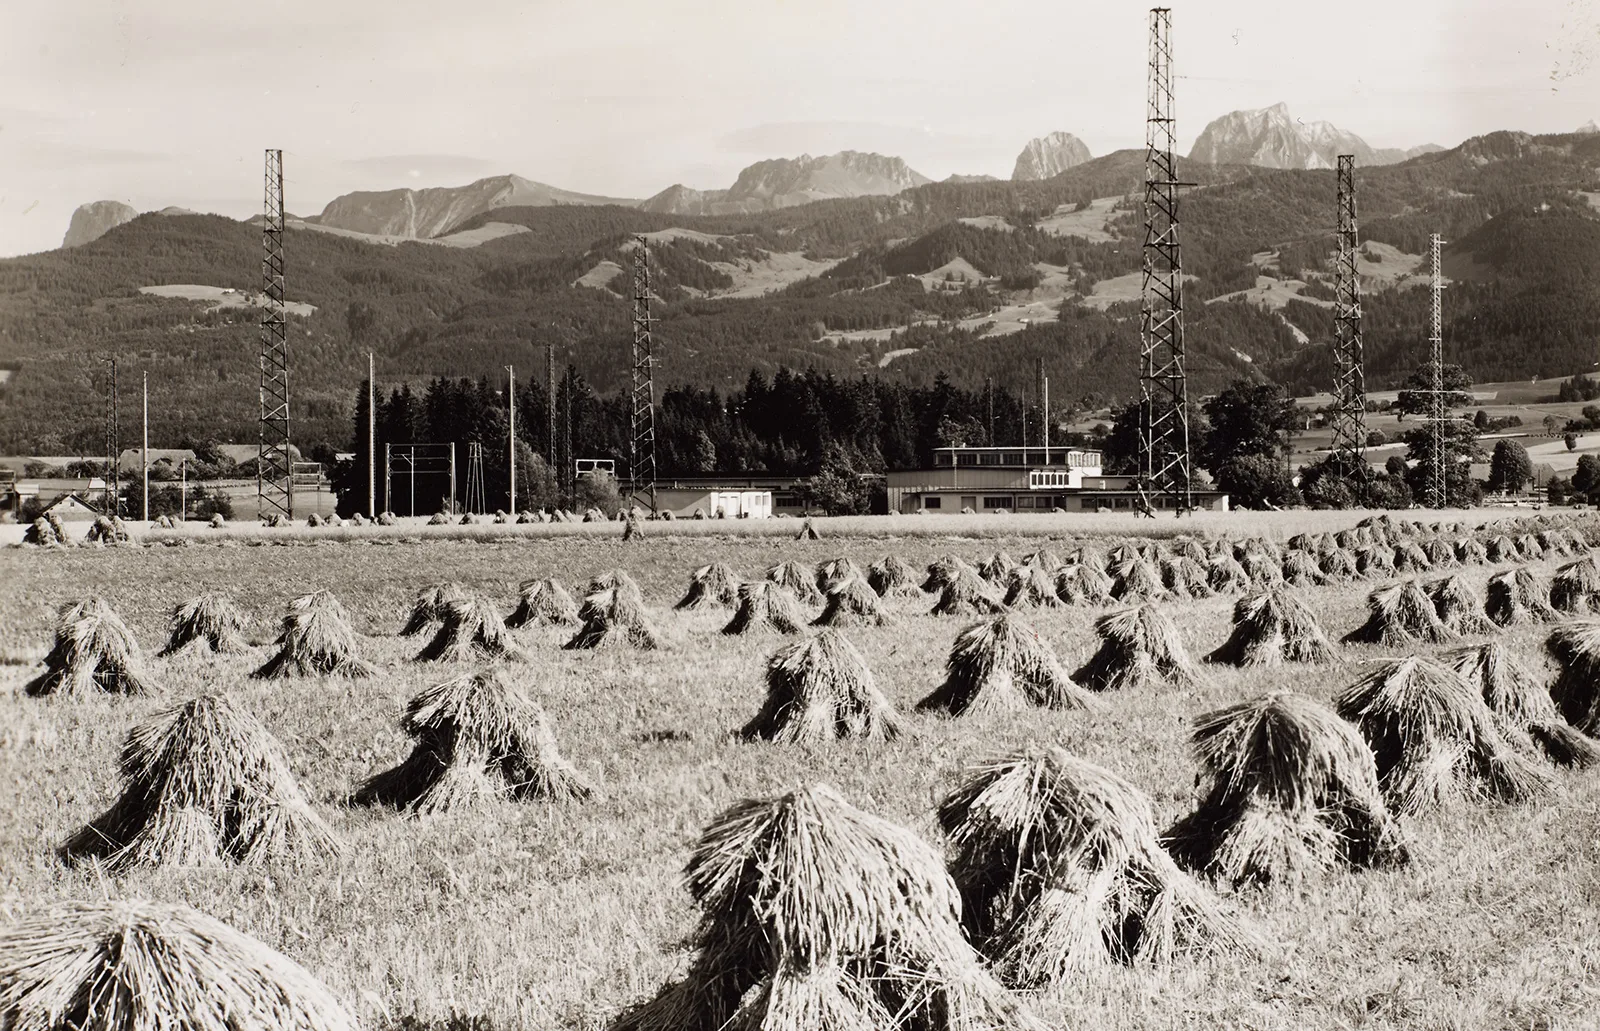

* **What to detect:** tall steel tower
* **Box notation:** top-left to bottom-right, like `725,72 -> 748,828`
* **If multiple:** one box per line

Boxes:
1136,7 -> 1193,515
257,148 -> 293,518
1426,232 -> 1447,509
629,237 -> 658,513
1330,155 -> 1367,475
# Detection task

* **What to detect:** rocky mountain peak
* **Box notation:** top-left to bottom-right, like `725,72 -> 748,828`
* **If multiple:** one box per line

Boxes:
1011,132 -> 1093,180
62,200 -> 139,248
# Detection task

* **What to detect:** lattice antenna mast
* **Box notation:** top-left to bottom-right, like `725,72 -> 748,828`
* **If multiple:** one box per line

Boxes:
1331,155 -> 1367,474
1136,7 -> 1193,515
629,236 -> 659,513
1427,232 -> 1447,508
257,148 -> 293,518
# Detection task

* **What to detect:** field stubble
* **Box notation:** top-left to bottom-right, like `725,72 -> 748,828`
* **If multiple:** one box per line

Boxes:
2,516 -> 1600,1031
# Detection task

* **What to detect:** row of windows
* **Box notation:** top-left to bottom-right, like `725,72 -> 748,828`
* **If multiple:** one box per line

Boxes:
935,450 -> 1103,468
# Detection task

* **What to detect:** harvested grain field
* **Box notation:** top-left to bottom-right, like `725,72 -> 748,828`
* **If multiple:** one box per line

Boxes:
4,510 -> 1600,1031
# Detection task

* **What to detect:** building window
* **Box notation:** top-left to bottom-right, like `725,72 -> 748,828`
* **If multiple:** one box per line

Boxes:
957,453 -> 977,467
923,496 -> 942,509
1003,453 -> 1022,465
979,452 -> 1001,466
983,496 -> 1012,509
1016,495 -> 1037,509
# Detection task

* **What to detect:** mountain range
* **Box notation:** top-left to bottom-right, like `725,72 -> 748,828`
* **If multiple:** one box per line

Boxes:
14,119 -> 1600,458
58,108 -> 1443,247
1189,103 -> 1441,169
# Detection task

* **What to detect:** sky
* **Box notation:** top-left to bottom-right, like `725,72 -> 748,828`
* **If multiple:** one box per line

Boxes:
1,0 -> 1596,256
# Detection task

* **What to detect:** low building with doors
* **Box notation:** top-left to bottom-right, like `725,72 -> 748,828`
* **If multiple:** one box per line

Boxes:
886,446 -> 1229,514
650,476 -> 808,518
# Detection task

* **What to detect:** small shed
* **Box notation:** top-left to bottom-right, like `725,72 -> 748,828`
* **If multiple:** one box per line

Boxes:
44,492 -> 102,522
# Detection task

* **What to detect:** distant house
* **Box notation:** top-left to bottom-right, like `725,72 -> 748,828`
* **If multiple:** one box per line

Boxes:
44,492 -> 102,521
116,443 -> 301,475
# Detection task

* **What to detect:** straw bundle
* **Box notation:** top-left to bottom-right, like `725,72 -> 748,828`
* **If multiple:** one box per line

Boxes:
1174,538 -> 1209,563
0,899 -> 360,1031
816,557 -> 864,593
415,596 -> 528,662
376,511 -> 397,526
612,784 -> 1030,1031
564,588 -> 662,650
1343,580 -> 1455,646
937,748 -> 1250,983
1164,692 -> 1407,886
1073,604 -> 1202,692
24,597 -> 151,697
1239,549 -> 1284,587
1207,587 -> 1335,667
929,562 -> 1008,617
676,562 -> 740,610
1545,621 -> 1600,735
1022,548 -> 1064,572
1280,551 -> 1326,588
1334,656 -> 1556,814
1455,538 -> 1489,565
251,590 -> 374,679
159,593 -> 249,656
1109,551 -> 1167,601
1485,535 -> 1519,563
1420,537 -> 1456,569
1447,641 -> 1600,769
1514,534 -> 1544,560
918,615 -> 1094,716
722,581 -> 806,636
354,668 -> 592,813
1537,528 -> 1573,556
85,516 -> 129,545
1392,542 -> 1433,575
1485,568 -> 1557,627
588,568 -> 645,605
1333,529 -> 1363,551
1160,556 -> 1214,599
978,551 -> 1018,585
504,577 -> 579,628
921,555 -> 972,593
1353,546 -> 1395,580
1318,547 -> 1359,582
1003,564 -> 1065,609
22,516 -> 67,547
427,511 -> 450,526
866,555 -> 925,598
767,559 -> 823,603
1206,551 -> 1253,594
741,630 -> 902,742
622,512 -> 643,540
1550,554 -> 1600,614
812,575 -> 893,628
398,582 -> 466,636
795,516 -> 821,540
63,692 -> 341,868
1055,560 -> 1113,605
1426,575 -> 1495,636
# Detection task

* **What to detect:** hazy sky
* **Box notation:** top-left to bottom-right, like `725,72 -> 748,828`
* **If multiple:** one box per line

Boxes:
2,0 -> 1596,256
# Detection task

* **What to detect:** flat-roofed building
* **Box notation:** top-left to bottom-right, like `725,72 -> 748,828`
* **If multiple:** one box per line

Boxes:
886,446 -> 1228,514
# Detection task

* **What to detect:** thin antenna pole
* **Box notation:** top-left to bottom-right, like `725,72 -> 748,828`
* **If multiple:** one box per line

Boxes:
545,343 -> 557,474
367,351 -> 376,518
104,356 -> 119,517
141,371 -> 149,521
506,364 -> 516,514
1428,232 -> 1446,508
384,442 -> 391,516
1136,7 -> 1193,516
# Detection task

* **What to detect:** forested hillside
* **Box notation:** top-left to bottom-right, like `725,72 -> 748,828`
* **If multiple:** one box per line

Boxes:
0,129 -> 1596,461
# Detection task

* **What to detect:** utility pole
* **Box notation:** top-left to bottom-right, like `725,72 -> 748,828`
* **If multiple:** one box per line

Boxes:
367,352 -> 376,518
506,364 -> 516,514
103,356 -> 119,517
141,371 -> 149,522
1331,155 -> 1368,478
1136,7 -> 1194,516
1427,232 -> 1447,509
545,344 -> 557,474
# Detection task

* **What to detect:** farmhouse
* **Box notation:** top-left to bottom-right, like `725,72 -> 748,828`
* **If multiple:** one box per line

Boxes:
886,445 -> 1230,513
651,475 -> 806,518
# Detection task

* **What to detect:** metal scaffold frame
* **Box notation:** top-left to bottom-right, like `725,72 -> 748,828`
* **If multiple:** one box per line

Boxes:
629,237 -> 658,513
257,148 -> 293,518
1136,7 -> 1194,515
1331,155 -> 1368,477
